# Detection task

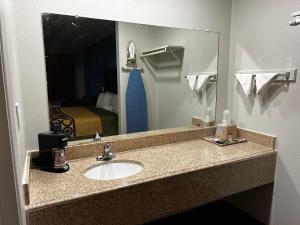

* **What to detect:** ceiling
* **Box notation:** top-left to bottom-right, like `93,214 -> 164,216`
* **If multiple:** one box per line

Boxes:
42,14 -> 115,55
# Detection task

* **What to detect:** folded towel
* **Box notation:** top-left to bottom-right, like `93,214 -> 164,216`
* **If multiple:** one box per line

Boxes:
255,73 -> 278,95
235,73 -> 254,96
186,75 -> 197,91
195,75 -> 210,93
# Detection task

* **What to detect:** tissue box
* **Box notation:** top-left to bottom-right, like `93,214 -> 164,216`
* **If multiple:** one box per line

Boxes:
215,124 -> 238,140
192,117 -> 215,128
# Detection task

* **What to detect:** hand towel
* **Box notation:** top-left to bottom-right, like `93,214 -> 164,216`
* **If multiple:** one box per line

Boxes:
255,73 -> 278,95
235,73 -> 254,96
186,75 -> 197,91
195,75 -> 210,93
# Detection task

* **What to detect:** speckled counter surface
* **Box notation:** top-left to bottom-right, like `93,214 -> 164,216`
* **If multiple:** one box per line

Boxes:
26,127 -> 276,225
28,139 -> 275,209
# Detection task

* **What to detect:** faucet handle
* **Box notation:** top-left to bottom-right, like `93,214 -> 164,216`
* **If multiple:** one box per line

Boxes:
104,142 -> 110,151
105,142 -> 115,159
96,142 -> 115,161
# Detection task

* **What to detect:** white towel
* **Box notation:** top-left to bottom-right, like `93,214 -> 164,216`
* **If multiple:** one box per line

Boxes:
235,73 -> 254,96
255,73 -> 278,95
186,75 -> 197,91
195,75 -> 210,93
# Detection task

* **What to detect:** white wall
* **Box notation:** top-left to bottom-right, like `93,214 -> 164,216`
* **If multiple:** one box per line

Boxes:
0,0 -> 26,224
153,28 -> 218,129
117,22 -> 218,133
228,0 -> 300,224
0,47 -> 22,225
12,0 -> 232,150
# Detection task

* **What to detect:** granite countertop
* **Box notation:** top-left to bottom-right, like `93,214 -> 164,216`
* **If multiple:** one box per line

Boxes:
27,138 -> 275,210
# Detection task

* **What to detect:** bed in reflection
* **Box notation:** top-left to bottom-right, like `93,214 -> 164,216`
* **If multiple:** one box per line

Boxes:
50,104 -> 118,140
49,90 -> 119,140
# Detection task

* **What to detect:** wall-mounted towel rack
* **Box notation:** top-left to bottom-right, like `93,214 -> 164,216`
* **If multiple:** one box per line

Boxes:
185,73 -> 218,82
141,45 -> 184,58
140,45 -> 184,68
237,68 -> 297,82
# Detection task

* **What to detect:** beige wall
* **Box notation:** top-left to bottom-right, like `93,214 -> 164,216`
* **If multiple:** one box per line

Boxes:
228,0 -> 300,224
12,0 -> 232,150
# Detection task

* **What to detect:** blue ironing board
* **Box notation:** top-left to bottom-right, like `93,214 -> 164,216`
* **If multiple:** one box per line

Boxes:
126,69 -> 148,133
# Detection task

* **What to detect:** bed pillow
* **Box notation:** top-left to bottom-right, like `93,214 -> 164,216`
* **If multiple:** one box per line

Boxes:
103,92 -> 113,111
96,92 -> 118,113
96,92 -> 105,109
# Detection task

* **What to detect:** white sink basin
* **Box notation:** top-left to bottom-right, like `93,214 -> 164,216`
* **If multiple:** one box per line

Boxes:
84,161 -> 143,181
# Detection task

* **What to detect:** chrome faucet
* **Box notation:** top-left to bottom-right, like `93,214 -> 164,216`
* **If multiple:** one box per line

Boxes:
96,142 -> 115,161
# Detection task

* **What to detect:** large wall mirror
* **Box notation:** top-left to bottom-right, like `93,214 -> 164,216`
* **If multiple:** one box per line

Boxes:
42,13 -> 219,141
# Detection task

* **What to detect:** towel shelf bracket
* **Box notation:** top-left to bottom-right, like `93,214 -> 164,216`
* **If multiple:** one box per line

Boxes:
237,68 -> 297,82
185,73 -> 218,82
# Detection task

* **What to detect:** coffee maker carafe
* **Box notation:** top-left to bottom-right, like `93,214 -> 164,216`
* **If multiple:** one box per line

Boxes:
38,124 -> 69,172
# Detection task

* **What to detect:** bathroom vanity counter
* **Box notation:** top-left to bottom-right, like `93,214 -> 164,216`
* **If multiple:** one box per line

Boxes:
25,127 -> 276,225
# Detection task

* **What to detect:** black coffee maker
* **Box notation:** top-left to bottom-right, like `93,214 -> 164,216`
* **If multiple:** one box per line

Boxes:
38,124 -> 69,173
